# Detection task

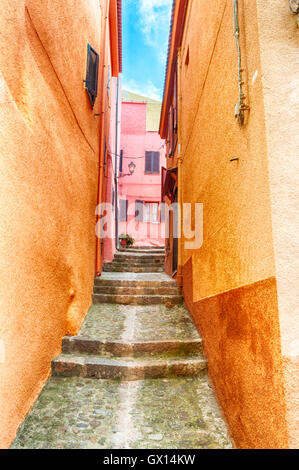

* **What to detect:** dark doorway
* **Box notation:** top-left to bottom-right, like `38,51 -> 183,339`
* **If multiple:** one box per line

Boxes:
172,190 -> 178,275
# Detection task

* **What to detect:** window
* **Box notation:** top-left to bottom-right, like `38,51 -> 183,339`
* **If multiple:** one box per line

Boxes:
144,203 -> 151,222
145,151 -> 160,174
119,199 -> 128,221
84,44 -> 99,109
152,203 -> 159,223
144,202 -> 160,223
135,200 -> 143,221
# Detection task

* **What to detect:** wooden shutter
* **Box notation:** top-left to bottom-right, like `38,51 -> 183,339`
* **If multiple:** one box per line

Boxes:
119,149 -> 123,173
135,200 -> 143,221
85,44 -> 99,109
145,151 -> 152,173
119,199 -> 128,221
168,106 -> 173,157
153,152 -> 160,174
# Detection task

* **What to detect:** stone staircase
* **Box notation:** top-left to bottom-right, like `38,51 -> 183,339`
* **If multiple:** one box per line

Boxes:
95,247 -> 182,305
102,246 -> 165,273
12,247 -> 232,449
52,247 -> 207,381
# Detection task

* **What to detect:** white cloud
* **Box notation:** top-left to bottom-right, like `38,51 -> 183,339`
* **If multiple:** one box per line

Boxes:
137,0 -> 172,63
122,78 -> 162,101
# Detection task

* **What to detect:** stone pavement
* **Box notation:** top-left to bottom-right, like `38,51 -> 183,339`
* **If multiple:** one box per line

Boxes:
11,248 -> 232,449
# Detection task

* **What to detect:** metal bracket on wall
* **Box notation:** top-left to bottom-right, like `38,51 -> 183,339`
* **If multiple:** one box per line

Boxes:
234,0 -> 250,127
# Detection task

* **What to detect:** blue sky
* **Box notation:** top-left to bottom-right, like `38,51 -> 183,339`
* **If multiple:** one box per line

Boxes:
122,0 -> 173,101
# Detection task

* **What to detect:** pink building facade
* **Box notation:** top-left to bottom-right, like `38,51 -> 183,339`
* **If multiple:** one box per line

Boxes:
102,76 -> 122,263
118,97 -> 166,247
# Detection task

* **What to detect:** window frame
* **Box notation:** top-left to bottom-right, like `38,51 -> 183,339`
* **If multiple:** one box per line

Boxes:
84,44 -> 99,109
144,202 -> 160,224
145,151 -> 160,175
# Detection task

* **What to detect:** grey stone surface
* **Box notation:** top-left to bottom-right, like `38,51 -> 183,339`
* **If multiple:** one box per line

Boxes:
12,375 -> 232,449
11,249 -> 232,449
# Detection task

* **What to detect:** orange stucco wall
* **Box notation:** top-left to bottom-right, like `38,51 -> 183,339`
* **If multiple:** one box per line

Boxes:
163,0 -> 297,448
0,0 -> 105,448
255,0 -> 299,448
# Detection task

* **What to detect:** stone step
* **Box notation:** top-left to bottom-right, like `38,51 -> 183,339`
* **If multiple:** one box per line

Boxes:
114,254 -> 165,262
120,246 -> 164,250
119,248 -> 165,254
93,285 -> 179,295
92,293 -> 183,305
52,353 -> 207,381
62,336 -> 204,357
105,261 -> 164,268
111,259 -> 164,266
102,265 -> 164,273
94,277 -> 177,288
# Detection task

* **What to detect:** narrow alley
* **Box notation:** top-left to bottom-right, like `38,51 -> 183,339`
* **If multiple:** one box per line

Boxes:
0,0 -> 298,453
12,248 -> 231,449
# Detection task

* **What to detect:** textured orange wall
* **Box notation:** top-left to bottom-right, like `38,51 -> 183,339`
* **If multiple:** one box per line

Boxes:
176,0 -> 293,448
179,0 -> 275,295
256,0 -> 299,448
0,0 -> 103,448
183,258 -> 288,449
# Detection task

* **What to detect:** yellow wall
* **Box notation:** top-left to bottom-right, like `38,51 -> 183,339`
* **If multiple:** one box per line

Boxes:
172,0 -> 297,448
0,0 -> 103,448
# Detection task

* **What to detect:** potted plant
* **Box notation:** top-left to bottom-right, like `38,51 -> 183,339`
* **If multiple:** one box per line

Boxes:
119,234 -> 134,247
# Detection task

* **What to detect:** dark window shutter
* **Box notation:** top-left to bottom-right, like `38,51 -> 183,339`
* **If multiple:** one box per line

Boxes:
112,188 -> 115,207
85,44 -> 99,109
145,151 -> 152,173
153,152 -> 160,174
120,149 -> 123,173
135,200 -> 143,221
168,107 -> 173,157
104,139 -> 107,167
119,199 -> 128,221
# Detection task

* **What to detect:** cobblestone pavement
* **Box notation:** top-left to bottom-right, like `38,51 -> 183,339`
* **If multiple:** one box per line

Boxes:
12,374 -> 232,449
11,265 -> 233,449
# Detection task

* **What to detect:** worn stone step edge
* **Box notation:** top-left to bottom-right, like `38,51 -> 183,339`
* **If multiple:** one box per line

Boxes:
104,262 -> 165,268
52,354 -> 207,381
113,256 -> 165,262
94,278 -> 177,287
119,246 -> 164,251
92,293 -> 183,305
102,267 -> 165,273
119,250 -> 164,253
93,286 -> 179,295
114,252 -> 165,257
62,336 -> 203,356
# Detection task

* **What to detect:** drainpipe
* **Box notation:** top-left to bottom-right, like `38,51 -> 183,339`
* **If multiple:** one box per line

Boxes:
114,76 -> 120,250
176,47 -> 183,291
95,0 -> 110,276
